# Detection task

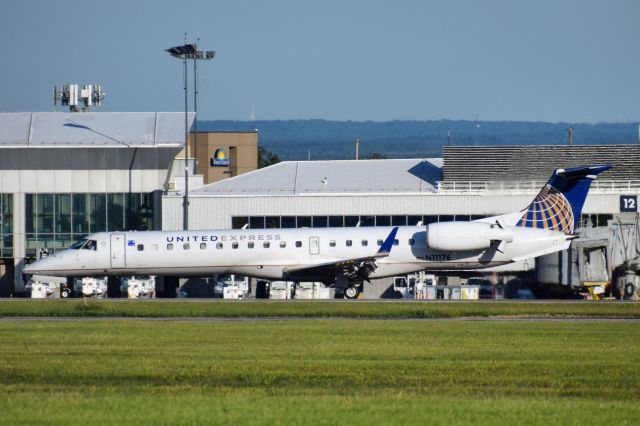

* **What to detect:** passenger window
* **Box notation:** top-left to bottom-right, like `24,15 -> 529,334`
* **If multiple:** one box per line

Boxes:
377,239 -> 383,246
200,243 -> 207,250
408,239 -> 415,246
393,239 -> 399,246
183,243 -> 190,250
248,242 -> 254,249
346,240 -> 352,247
216,242 -> 223,249
295,241 -> 302,248
167,243 -> 174,250
361,240 -> 368,247
263,242 -> 270,248
137,244 -> 144,251
280,241 -> 286,248
329,240 -> 336,247
232,242 -> 239,249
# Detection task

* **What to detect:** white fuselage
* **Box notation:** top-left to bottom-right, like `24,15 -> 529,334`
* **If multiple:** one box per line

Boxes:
24,224 -> 570,281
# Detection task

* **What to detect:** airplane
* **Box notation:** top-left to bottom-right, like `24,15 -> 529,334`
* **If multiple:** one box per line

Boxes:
23,164 -> 611,299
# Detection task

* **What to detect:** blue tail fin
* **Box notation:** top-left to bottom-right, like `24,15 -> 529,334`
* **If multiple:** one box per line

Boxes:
516,165 -> 611,234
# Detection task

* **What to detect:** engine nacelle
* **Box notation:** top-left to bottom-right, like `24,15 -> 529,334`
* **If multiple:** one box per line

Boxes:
427,221 -> 513,251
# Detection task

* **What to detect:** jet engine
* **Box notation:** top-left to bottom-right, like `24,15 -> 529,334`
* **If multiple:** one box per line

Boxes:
427,222 -> 513,251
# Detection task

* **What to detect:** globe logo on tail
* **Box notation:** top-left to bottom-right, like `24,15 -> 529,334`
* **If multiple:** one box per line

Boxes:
516,184 -> 574,234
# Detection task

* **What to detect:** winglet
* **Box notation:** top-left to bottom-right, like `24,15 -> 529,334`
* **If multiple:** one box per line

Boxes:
377,227 -> 399,254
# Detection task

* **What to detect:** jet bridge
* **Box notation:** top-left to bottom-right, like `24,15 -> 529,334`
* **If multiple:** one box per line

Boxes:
536,215 -> 640,299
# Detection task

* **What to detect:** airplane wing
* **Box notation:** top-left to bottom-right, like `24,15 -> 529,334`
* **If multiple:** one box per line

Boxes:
283,227 -> 398,283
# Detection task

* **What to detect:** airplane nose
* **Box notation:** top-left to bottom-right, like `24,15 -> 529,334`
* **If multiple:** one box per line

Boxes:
23,256 -> 54,275
23,261 -> 38,274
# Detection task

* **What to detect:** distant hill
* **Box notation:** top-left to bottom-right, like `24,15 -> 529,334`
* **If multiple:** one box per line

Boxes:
199,119 -> 639,161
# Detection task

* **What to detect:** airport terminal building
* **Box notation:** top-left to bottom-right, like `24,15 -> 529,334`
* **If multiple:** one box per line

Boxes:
1,110 -> 639,296
0,112 -> 196,293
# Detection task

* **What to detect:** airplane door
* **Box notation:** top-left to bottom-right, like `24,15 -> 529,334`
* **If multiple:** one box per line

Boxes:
309,236 -> 320,255
110,233 -> 126,268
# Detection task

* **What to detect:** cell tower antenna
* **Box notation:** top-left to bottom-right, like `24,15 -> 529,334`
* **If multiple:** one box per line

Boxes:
53,84 -> 105,112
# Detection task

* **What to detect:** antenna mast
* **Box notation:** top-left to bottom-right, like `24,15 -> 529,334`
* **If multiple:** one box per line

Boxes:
53,84 -> 105,112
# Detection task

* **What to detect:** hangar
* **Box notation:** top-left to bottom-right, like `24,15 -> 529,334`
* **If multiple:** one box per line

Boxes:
160,144 -> 640,297
162,145 -> 637,232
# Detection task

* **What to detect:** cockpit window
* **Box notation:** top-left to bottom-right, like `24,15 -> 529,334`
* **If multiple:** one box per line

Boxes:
70,239 -> 88,250
83,240 -> 97,251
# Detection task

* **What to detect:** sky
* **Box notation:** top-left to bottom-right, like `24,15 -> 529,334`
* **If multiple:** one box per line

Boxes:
1,0 -> 639,123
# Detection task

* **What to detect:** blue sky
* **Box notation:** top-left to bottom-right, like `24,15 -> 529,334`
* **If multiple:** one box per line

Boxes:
1,0 -> 639,122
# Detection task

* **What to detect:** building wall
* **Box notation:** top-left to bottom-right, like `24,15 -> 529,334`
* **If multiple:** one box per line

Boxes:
162,192 -> 617,231
180,132 -> 258,184
0,147 -> 179,294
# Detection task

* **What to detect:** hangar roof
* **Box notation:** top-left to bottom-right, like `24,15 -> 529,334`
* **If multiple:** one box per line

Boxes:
443,145 -> 640,181
193,158 -> 443,195
0,112 -> 195,148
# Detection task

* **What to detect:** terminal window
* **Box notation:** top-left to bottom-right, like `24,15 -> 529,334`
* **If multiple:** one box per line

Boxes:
25,192 -> 154,256
0,194 -> 13,258
231,215 -> 492,231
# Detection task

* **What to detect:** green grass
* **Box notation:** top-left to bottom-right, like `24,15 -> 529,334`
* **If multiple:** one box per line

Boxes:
1,299 -> 640,319
0,319 -> 638,425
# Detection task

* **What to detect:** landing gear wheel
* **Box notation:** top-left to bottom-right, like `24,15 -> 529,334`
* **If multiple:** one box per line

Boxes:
344,286 -> 360,299
625,283 -> 636,298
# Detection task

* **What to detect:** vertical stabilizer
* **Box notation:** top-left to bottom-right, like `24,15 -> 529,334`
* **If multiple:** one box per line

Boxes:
516,165 -> 611,234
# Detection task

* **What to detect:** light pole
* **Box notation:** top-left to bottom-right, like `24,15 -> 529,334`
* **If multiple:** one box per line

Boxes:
165,37 -> 214,230
192,38 -> 215,181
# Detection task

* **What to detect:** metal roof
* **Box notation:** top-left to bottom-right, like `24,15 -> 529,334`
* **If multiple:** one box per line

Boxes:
193,158 -> 443,195
0,112 -> 195,148
443,145 -> 640,181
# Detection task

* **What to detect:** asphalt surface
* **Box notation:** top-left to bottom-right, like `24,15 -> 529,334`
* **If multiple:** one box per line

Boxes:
1,316 -> 638,323
0,298 -> 637,303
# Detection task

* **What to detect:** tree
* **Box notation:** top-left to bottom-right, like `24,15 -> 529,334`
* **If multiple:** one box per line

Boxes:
258,146 -> 281,168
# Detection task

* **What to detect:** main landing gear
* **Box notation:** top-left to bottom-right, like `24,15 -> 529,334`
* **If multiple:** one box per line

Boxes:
344,285 -> 361,299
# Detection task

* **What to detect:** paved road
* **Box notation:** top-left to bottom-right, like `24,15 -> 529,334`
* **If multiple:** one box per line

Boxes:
1,316 -> 638,323
0,297 -> 637,303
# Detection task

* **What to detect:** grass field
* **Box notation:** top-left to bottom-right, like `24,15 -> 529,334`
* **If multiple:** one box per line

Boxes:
0,319 -> 638,425
1,299 -> 640,319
